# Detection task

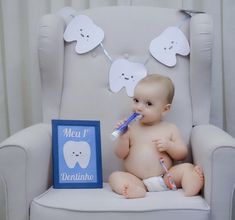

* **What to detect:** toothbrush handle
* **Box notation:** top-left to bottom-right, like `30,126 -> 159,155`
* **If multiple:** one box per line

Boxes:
116,112 -> 140,132
111,112 -> 142,140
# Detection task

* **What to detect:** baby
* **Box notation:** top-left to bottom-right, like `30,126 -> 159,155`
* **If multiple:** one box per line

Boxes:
109,74 -> 204,199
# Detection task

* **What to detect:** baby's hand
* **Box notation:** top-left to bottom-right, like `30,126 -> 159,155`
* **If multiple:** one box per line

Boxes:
114,118 -> 127,130
153,138 -> 171,152
114,118 -> 131,139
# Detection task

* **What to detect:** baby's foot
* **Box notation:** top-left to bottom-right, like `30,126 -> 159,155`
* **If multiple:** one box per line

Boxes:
184,165 -> 204,196
194,165 -> 204,183
122,184 -> 146,199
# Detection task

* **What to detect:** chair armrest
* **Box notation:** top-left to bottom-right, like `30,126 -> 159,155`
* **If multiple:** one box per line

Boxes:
0,123 -> 52,220
191,124 -> 235,220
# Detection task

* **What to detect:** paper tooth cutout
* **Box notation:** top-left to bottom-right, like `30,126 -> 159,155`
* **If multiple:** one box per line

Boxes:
64,15 -> 104,54
109,59 -> 147,97
149,26 -> 190,67
63,141 -> 91,169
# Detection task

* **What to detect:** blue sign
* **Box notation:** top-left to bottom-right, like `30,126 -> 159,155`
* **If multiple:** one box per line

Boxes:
52,120 -> 102,188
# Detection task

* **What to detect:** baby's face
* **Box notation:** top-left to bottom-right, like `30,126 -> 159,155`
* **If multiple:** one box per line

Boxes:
132,83 -> 169,124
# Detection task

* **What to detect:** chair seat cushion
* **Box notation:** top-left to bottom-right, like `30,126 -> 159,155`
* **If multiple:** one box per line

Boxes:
30,183 -> 210,220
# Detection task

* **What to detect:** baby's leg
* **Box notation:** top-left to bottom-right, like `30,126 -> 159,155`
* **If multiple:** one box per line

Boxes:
164,163 -> 204,196
109,171 -> 147,199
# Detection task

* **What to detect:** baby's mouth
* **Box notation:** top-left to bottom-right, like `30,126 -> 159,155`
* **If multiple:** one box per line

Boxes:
134,112 -> 143,121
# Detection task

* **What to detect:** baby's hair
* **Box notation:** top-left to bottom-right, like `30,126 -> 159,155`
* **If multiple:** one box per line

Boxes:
138,74 -> 175,104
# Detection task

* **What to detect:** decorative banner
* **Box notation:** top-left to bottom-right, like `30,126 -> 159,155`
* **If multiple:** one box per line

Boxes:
62,12 -> 191,96
64,15 -> 104,54
149,26 -> 190,67
109,59 -> 147,97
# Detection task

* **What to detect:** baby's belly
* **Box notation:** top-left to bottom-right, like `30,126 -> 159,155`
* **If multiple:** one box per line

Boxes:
124,145 -> 172,179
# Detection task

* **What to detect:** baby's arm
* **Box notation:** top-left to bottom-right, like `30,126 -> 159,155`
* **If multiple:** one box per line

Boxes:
153,124 -> 188,161
114,120 -> 131,159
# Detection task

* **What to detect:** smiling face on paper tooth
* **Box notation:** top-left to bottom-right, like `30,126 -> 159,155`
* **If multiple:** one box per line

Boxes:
109,59 -> 147,97
64,15 -> 104,54
149,26 -> 190,67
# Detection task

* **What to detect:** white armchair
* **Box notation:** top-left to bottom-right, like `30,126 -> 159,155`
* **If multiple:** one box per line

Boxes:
1,6 -> 235,220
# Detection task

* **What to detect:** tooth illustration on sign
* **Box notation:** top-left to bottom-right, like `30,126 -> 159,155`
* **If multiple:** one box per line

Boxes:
63,140 -> 91,169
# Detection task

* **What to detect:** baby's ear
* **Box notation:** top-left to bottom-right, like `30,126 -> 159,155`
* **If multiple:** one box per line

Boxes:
164,104 -> 171,112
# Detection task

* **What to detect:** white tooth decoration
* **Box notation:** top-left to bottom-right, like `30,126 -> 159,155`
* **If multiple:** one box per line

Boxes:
63,141 -> 91,169
64,15 -> 104,54
109,58 -> 147,97
149,26 -> 190,67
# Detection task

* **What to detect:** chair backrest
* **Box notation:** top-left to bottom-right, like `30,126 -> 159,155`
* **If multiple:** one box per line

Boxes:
38,6 -> 213,181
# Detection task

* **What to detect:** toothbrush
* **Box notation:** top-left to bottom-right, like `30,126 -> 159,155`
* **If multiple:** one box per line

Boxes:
111,112 -> 142,140
159,157 -> 177,191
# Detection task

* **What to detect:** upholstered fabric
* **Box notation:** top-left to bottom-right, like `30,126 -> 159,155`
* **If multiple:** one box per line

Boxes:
31,183 -> 209,220
0,124 -> 52,220
190,15 -> 213,126
191,124 -> 235,220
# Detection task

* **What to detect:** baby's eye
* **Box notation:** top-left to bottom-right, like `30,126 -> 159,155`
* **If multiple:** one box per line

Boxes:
146,101 -> 153,106
133,98 -> 139,103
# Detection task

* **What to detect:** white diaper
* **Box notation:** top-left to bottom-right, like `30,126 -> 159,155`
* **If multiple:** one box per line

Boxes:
143,176 -> 168,192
